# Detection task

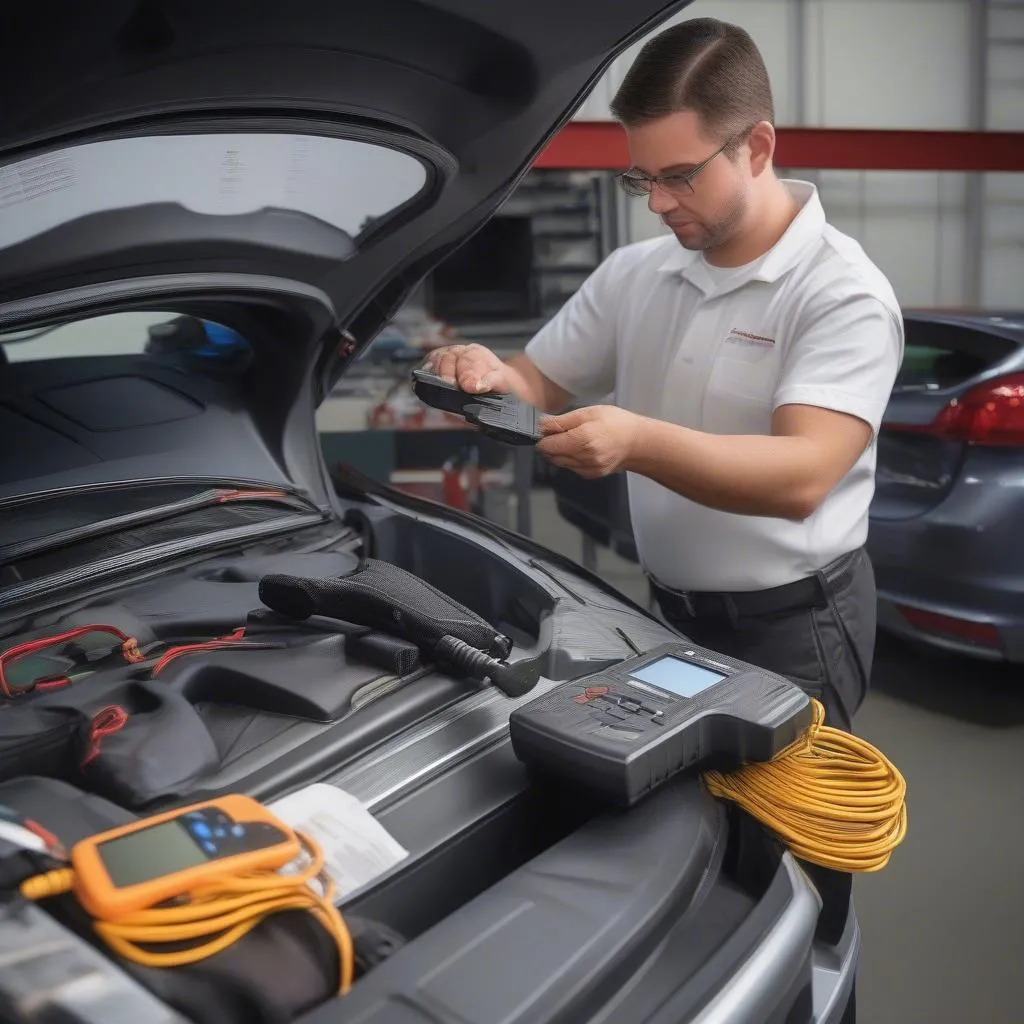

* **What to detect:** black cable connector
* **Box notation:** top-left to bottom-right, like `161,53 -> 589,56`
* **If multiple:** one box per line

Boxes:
434,635 -> 539,698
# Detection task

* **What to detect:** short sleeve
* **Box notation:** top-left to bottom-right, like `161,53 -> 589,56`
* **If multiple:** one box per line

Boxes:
773,291 -> 904,436
524,249 -> 623,400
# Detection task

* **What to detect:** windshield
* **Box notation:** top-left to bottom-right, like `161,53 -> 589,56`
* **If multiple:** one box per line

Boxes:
0,132 -> 428,251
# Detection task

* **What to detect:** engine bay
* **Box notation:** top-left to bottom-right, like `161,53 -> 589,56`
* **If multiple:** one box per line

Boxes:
0,499 -> 815,1024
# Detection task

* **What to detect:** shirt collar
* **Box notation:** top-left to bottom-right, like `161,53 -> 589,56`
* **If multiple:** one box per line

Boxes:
656,179 -> 826,295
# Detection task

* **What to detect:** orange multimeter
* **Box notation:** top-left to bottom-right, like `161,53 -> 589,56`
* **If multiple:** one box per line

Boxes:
70,794 -> 301,920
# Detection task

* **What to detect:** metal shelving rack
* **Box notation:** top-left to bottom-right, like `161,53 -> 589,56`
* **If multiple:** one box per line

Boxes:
453,168 -> 619,352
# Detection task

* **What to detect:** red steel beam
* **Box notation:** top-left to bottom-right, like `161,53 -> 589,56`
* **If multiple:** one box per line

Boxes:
534,121 -> 1024,173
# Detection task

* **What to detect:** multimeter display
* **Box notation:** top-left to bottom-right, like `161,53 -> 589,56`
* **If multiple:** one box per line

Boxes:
630,656 -> 725,697
509,641 -> 813,806
99,822 -> 208,887
95,805 -> 289,888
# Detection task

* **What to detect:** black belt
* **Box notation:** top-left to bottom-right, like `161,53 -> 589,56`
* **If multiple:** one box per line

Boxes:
650,549 -> 860,622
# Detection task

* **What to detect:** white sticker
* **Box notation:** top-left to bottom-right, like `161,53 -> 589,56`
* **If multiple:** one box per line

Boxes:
268,784 -> 409,899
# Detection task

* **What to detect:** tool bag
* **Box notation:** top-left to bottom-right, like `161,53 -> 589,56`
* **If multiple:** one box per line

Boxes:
0,614 -> 427,805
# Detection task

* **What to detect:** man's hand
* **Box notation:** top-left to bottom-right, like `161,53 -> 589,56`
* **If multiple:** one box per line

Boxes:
423,343 -> 513,395
422,345 -> 575,414
537,405 -> 641,479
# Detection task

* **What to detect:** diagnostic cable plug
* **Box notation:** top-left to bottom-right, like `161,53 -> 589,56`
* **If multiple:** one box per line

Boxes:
434,635 -> 539,698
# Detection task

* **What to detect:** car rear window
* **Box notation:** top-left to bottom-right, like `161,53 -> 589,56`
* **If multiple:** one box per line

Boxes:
0,132 -> 428,253
896,319 -> 1021,392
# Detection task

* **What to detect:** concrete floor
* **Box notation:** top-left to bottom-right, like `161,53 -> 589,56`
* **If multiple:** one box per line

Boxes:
527,489 -> 1024,1024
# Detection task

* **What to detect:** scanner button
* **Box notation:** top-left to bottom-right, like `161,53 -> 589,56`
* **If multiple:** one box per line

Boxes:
202,840 -> 217,855
231,825 -> 246,838
191,822 -> 212,839
619,699 -> 643,714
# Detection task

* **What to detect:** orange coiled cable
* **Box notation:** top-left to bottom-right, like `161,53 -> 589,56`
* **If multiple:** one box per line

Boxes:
703,699 -> 908,873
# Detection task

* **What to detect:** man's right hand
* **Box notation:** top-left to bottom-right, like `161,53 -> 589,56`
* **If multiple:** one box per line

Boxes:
424,343 -> 513,395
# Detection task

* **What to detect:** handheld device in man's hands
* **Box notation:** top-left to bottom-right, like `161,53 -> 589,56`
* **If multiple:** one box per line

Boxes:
411,367 -> 544,445
70,794 -> 300,918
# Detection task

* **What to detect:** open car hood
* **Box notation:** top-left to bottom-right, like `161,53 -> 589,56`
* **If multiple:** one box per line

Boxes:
0,0 -> 688,331
0,0 -> 689,511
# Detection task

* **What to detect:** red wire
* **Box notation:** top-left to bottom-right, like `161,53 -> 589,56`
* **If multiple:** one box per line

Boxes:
34,678 -> 72,692
81,706 -> 130,766
151,628 -> 248,676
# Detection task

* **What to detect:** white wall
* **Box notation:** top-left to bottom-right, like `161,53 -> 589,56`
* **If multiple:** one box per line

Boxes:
575,0 -> 976,130
982,173 -> 1024,307
988,3 -> 1024,132
981,3 -> 1024,309
577,0 -> 1021,310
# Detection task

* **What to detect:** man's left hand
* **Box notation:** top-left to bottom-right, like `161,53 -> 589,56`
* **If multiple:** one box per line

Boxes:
537,405 -> 642,479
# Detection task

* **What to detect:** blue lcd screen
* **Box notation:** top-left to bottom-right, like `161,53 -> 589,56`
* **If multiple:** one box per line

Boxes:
630,656 -> 726,698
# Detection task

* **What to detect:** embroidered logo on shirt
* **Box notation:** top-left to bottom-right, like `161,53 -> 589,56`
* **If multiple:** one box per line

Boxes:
726,328 -> 775,347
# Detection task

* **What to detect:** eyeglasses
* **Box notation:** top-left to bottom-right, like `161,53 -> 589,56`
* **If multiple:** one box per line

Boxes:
616,127 -> 752,198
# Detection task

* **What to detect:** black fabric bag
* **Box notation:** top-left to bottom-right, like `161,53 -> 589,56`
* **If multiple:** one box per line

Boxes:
76,681 -> 220,808
259,559 -> 511,659
157,632 -> 400,723
0,705 -> 81,784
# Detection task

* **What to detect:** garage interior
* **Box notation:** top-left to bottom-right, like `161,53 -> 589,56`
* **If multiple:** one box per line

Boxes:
316,2 -> 1024,1021
0,0 -> 1020,1021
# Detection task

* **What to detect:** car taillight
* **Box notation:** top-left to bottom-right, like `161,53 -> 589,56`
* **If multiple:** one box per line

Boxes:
895,605 -> 1002,650
888,373 -> 1024,446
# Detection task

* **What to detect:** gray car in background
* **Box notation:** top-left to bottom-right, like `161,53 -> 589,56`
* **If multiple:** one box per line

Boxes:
868,311 -> 1024,662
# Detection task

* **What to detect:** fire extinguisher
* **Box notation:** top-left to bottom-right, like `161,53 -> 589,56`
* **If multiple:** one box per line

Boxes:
441,446 -> 482,512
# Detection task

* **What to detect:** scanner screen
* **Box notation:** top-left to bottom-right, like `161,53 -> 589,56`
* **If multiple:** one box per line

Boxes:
631,656 -> 725,698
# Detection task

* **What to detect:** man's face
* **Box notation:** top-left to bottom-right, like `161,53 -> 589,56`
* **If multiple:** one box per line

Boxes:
624,110 -> 750,253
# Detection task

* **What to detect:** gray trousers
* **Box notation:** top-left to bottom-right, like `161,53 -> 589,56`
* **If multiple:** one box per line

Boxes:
652,548 -> 877,950
652,548 -> 876,733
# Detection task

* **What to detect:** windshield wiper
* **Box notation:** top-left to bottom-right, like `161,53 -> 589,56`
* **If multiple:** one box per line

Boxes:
0,484 -> 326,568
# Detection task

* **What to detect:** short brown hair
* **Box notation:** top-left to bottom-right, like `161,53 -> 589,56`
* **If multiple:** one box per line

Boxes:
610,18 -> 774,143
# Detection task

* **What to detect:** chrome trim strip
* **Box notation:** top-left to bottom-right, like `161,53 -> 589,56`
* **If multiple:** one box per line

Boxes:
329,676 -> 559,809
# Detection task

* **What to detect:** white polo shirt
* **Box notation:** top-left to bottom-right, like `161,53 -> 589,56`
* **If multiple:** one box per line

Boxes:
525,180 -> 904,592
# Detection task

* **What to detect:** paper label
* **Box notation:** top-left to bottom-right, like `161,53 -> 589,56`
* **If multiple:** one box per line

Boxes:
268,784 -> 409,899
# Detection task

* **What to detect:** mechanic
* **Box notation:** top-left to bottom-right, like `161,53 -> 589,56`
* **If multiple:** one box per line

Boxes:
427,16 -> 902,736
427,21 -> 902,999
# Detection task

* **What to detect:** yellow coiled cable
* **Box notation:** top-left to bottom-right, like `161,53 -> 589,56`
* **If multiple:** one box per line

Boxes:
703,698 -> 908,872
